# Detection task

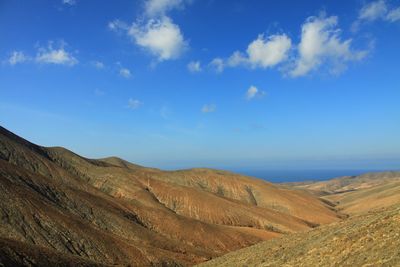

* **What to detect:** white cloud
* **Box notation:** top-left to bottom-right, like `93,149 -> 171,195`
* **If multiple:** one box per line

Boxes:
128,99 -> 142,109
244,34 -> 292,68
128,16 -> 187,61
35,43 -> 78,66
145,0 -> 184,17
187,61 -> 201,72
357,1 -> 400,24
62,0 -> 76,5
201,104 -> 216,113
93,61 -> 105,69
209,34 -> 291,72
8,51 -> 28,65
246,85 -> 266,100
119,68 -> 132,78
210,58 -> 225,73
386,6 -> 400,22
108,19 -> 128,32
289,15 -> 367,77
359,0 -> 387,21
109,0 -> 189,63
226,51 -> 247,67
210,14 -> 369,77
5,42 -> 78,67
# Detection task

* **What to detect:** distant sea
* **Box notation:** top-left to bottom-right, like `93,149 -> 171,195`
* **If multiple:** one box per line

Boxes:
231,169 -> 385,183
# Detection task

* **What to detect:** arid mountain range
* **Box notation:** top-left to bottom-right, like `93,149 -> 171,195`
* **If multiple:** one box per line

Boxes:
200,172 -> 400,266
0,125 -> 399,266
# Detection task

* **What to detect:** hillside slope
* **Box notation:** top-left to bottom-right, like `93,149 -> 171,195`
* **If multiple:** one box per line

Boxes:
324,180 -> 400,214
42,146 -> 340,228
0,237 -> 105,267
0,125 -> 340,266
199,203 -> 400,267
284,171 -> 400,215
285,171 -> 400,194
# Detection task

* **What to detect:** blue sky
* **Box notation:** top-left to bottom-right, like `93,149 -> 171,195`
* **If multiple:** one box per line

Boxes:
0,0 -> 399,171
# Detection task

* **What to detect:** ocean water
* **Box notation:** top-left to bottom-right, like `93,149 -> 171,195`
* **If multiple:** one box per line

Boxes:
231,169 -> 384,183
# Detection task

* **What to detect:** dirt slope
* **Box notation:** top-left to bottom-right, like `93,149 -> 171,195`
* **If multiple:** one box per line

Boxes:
284,171 -> 400,215
285,171 -> 400,194
198,203 -> 400,267
0,125 -> 340,266
324,180 -> 400,214
0,237 -> 106,267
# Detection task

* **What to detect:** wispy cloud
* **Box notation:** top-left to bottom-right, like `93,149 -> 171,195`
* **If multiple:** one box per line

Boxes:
35,42 -> 78,66
108,19 -> 128,33
128,98 -> 143,109
209,58 -> 225,73
354,0 -> 400,29
201,104 -> 216,113
92,61 -> 105,69
187,61 -> 202,73
387,7 -> 400,22
386,7 -> 400,22
119,67 -> 132,78
4,41 -> 78,67
359,0 -> 388,21
246,85 -> 266,100
144,0 -> 186,17
7,51 -> 29,65
62,0 -> 76,5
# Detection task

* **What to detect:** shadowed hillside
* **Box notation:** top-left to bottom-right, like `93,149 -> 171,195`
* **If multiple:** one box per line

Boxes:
0,237 -> 105,267
0,126 -> 340,266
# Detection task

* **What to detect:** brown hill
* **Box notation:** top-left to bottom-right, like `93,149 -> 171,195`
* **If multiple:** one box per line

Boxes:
284,171 -> 400,194
198,203 -> 400,267
323,180 -> 400,214
0,237 -> 105,267
284,171 -> 400,215
0,125 -> 340,266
